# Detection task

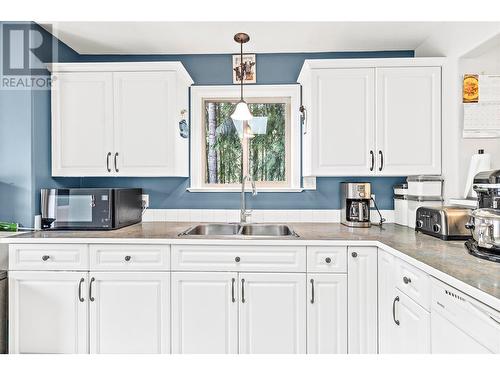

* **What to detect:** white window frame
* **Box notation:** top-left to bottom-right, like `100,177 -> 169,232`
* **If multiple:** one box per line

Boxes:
189,84 -> 302,192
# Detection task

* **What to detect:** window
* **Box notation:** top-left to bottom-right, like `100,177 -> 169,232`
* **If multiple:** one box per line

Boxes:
190,85 -> 301,191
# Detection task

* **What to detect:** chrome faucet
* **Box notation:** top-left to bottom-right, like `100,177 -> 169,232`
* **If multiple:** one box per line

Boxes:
240,174 -> 257,223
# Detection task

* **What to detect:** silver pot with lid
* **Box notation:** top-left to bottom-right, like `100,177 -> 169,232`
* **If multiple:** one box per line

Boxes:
465,208 -> 500,249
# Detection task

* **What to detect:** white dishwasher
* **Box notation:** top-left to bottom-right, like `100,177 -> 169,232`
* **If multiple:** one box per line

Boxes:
431,278 -> 500,354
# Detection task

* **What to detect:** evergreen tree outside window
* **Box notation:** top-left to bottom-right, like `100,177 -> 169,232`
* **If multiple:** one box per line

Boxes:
203,98 -> 290,187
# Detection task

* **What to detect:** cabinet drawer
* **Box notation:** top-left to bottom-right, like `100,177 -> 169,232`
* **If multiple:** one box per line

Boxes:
395,258 -> 431,310
90,245 -> 170,271
9,244 -> 88,270
307,246 -> 347,273
171,245 -> 306,272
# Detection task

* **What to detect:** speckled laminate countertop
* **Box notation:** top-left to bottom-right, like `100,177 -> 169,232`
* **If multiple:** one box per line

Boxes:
4,222 -> 500,308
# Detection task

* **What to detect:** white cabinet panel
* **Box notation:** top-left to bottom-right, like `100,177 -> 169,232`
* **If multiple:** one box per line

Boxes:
9,271 -> 88,354
307,246 -> 347,273
376,67 -> 441,175
89,272 -> 170,354
308,68 -> 375,176
394,257 -> 431,310
239,273 -> 306,354
51,72 -> 114,176
307,273 -> 348,354
113,71 -> 183,176
171,245 -> 306,272
392,292 -> 430,353
377,249 -> 398,354
89,244 -> 170,271
171,272 -> 238,354
9,244 -> 88,271
347,247 -> 378,353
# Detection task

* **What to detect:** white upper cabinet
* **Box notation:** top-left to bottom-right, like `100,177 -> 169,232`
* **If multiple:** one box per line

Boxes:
376,67 -> 441,175
51,72 -> 114,177
49,62 -> 193,177
304,68 -> 375,176
298,58 -> 443,177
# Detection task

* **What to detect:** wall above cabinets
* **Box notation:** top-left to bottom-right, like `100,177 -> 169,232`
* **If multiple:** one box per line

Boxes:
48,62 -> 193,177
298,58 -> 444,177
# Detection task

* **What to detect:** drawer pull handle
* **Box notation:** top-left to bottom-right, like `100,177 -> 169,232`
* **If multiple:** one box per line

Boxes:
241,278 -> 245,303
89,277 -> 95,302
325,257 -> 332,264
310,279 -> 315,304
231,278 -> 236,303
124,255 -> 131,262
78,278 -> 85,302
403,276 -> 411,284
351,252 -> 358,258
42,255 -> 50,261
235,256 -> 240,263
393,296 -> 400,326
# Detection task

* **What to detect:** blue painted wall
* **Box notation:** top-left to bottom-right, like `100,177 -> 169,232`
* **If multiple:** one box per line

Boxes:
1,22 -> 411,226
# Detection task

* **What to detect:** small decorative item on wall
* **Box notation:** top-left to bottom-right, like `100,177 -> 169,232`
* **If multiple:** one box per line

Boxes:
179,109 -> 189,138
463,74 -> 479,103
232,54 -> 256,84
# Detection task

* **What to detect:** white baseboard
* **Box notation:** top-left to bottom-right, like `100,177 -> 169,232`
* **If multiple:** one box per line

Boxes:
142,209 -> 394,223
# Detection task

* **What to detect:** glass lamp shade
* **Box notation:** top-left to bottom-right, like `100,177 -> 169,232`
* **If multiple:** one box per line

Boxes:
230,101 -> 253,121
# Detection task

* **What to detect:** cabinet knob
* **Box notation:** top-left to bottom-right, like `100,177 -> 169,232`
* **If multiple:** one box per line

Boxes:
124,255 -> 131,262
235,256 -> 240,263
403,276 -> 411,284
351,252 -> 358,258
42,255 -> 50,261
325,257 -> 332,264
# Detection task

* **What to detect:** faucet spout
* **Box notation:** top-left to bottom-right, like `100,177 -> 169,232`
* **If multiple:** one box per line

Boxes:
240,174 -> 257,223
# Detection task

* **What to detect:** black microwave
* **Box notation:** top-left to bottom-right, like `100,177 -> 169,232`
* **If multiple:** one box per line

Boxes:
40,188 -> 143,230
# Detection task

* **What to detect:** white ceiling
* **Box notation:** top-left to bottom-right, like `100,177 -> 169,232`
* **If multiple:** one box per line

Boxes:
39,22 -> 461,55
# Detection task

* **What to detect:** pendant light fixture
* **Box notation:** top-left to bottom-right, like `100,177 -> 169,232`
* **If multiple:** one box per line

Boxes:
231,32 -> 253,123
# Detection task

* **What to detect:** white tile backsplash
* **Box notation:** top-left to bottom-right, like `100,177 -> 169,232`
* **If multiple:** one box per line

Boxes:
142,209 -> 395,223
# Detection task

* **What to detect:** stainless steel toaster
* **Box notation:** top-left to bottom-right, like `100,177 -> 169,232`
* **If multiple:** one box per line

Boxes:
415,206 -> 472,240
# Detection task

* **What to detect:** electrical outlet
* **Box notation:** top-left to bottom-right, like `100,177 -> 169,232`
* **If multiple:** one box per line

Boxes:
370,194 -> 375,208
141,194 -> 150,209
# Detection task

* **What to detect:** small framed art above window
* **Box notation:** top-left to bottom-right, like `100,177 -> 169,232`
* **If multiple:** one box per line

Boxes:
189,85 -> 301,192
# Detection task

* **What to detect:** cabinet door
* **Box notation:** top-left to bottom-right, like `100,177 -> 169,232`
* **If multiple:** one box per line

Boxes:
393,292 -> 430,353
239,273 -> 306,354
347,247 -> 378,353
171,272 -> 238,354
376,67 -> 441,175
308,68 -> 375,176
9,271 -> 88,354
113,71 -> 184,176
89,272 -> 170,354
307,273 -> 347,354
51,72 -> 114,176
378,249 -> 397,353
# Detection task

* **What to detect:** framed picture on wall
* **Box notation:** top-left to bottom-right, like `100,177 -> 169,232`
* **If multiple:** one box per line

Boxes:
232,54 -> 256,84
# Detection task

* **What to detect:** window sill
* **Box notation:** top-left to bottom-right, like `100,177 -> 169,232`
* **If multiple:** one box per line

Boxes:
187,187 -> 304,193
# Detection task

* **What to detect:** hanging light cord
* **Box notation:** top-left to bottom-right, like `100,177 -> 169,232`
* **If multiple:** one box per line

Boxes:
239,40 -> 244,101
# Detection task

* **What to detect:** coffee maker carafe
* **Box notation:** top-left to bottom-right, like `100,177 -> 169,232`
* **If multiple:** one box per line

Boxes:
341,182 -> 371,227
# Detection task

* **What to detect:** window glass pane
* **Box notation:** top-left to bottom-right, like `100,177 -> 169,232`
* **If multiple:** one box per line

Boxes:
204,101 -> 287,185
248,103 -> 287,182
205,101 -> 242,184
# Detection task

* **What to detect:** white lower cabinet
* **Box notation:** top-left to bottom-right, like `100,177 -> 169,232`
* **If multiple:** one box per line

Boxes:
378,249 -> 431,354
89,272 -> 170,354
9,271 -> 88,354
347,247 -> 378,353
391,291 -> 430,353
171,272 -> 238,354
239,273 -> 306,354
307,273 -> 348,353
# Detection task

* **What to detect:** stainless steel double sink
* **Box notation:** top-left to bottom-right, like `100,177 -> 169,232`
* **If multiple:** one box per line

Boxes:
178,223 -> 298,237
